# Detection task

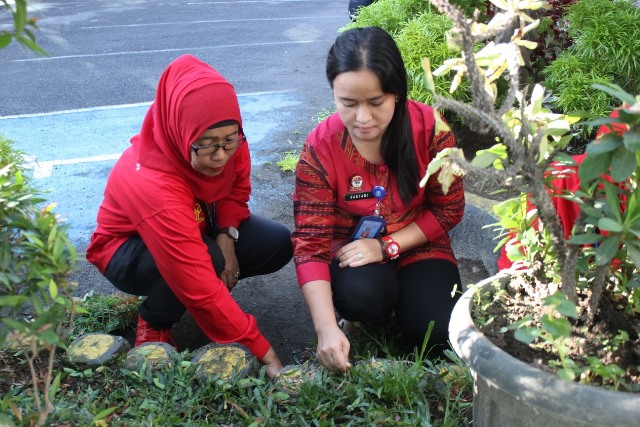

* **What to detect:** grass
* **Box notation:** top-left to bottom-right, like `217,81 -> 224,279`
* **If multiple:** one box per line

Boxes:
541,0 -> 640,119
275,110 -> 335,173
276,150 -> 300,173
70,292 -> 140,341
2,293 -> 474,426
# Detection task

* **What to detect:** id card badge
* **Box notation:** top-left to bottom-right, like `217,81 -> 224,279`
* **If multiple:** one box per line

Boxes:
350,215 -> 386,241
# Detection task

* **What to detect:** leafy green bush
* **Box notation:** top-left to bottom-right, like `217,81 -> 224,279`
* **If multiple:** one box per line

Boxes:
344,0 -> 488,34
543,54 -> 615,117
399,11 -> 474,105
344,0 -> 434,35
0,136 -> 77,426
1,4 -> 63,424
0,134 -> 26,167
566,0 -> 640,79
542,0 -> 640,117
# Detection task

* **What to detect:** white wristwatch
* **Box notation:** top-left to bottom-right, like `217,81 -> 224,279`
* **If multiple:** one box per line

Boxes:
217,226 -> 239,242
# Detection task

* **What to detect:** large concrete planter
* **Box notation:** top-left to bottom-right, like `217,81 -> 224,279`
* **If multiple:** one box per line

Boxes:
449,273 -> 640,427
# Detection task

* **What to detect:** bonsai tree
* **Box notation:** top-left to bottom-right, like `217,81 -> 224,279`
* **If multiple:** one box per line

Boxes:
422,0 -> 639,389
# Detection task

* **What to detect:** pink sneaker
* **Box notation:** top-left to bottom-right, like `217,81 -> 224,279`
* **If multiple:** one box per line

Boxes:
135,315 -> 176,347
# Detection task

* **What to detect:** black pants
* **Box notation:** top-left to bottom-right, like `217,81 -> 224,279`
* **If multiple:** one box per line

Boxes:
104,215 -> 293,329
330,258 -> 461,350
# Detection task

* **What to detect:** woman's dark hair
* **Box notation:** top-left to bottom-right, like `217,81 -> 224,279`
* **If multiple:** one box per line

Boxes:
326,26 -> 419,204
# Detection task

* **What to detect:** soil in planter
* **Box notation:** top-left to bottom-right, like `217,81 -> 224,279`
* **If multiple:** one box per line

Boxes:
475,281 -> 640,392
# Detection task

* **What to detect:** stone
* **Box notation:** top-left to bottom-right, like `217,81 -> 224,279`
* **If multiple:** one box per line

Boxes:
191,343 -> 257,381
356,356 -> 394,369
123,342 -> 177,371
65,333 -> 130,368
275,363 -> 322,396
2,329 -> 35,353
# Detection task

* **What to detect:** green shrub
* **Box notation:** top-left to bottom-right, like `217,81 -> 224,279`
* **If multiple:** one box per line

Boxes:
529,1 -> 577,64
345,0 -> 487,35
542,0 -> 640,118
0,167 -> 76,329
0,134 -> 26,168
543,54 -> 615,117
0,136 -> 75,330
344,0 -> 434,35
566,0 -> 640,80
397,11 -> 472,105
0,143 -> 77,426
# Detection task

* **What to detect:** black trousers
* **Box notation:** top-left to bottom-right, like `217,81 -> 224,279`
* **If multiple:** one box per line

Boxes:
330,258 -> 461,351
104,215 -> 293,329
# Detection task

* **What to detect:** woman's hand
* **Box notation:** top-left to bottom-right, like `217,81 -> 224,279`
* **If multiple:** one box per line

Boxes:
260,347 -> 284,379
216,234 -> 240,290
335,238 -> 383,268
299,280 -> 351,372
315,323 -> 352,372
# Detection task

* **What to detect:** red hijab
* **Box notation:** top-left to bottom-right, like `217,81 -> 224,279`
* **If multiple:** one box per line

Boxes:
132,54 -> 243,202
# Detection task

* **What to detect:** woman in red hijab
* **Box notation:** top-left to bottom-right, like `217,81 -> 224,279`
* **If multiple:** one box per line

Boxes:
87,54 -> 292,378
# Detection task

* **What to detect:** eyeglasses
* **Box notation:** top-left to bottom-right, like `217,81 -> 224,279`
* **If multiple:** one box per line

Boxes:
191,135 -> 246,156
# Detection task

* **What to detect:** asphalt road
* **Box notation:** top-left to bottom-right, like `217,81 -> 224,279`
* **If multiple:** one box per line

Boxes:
1,0 -> 346,115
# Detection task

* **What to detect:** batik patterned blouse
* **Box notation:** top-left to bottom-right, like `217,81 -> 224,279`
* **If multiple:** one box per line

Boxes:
292,100 -> 465,286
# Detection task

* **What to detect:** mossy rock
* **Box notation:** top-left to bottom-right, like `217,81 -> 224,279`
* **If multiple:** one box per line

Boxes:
275,363 -> 322,396
356,357 -> 426,377
191,342 -> 257,381
356,357 -> 399,371
65,333 -> 130,368
2,329 -> 36,353
123,342 -> 176,371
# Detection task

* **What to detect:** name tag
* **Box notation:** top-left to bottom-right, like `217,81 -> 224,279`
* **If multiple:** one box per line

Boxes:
345,191 -> 374,201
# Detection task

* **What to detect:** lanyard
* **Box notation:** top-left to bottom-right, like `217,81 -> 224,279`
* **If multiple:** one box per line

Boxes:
203,202 -> 217,237
372,185 -> 385,216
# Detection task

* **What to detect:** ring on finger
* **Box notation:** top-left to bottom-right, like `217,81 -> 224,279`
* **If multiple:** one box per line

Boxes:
357,252 -> 364,260
233,271 -> 240,280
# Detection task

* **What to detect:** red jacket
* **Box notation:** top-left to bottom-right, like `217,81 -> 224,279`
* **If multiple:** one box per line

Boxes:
86,55 -> 269,358
292,100 -> 465,286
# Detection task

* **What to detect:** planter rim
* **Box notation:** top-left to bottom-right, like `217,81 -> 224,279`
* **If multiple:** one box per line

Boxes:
449,272 -> 640,425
